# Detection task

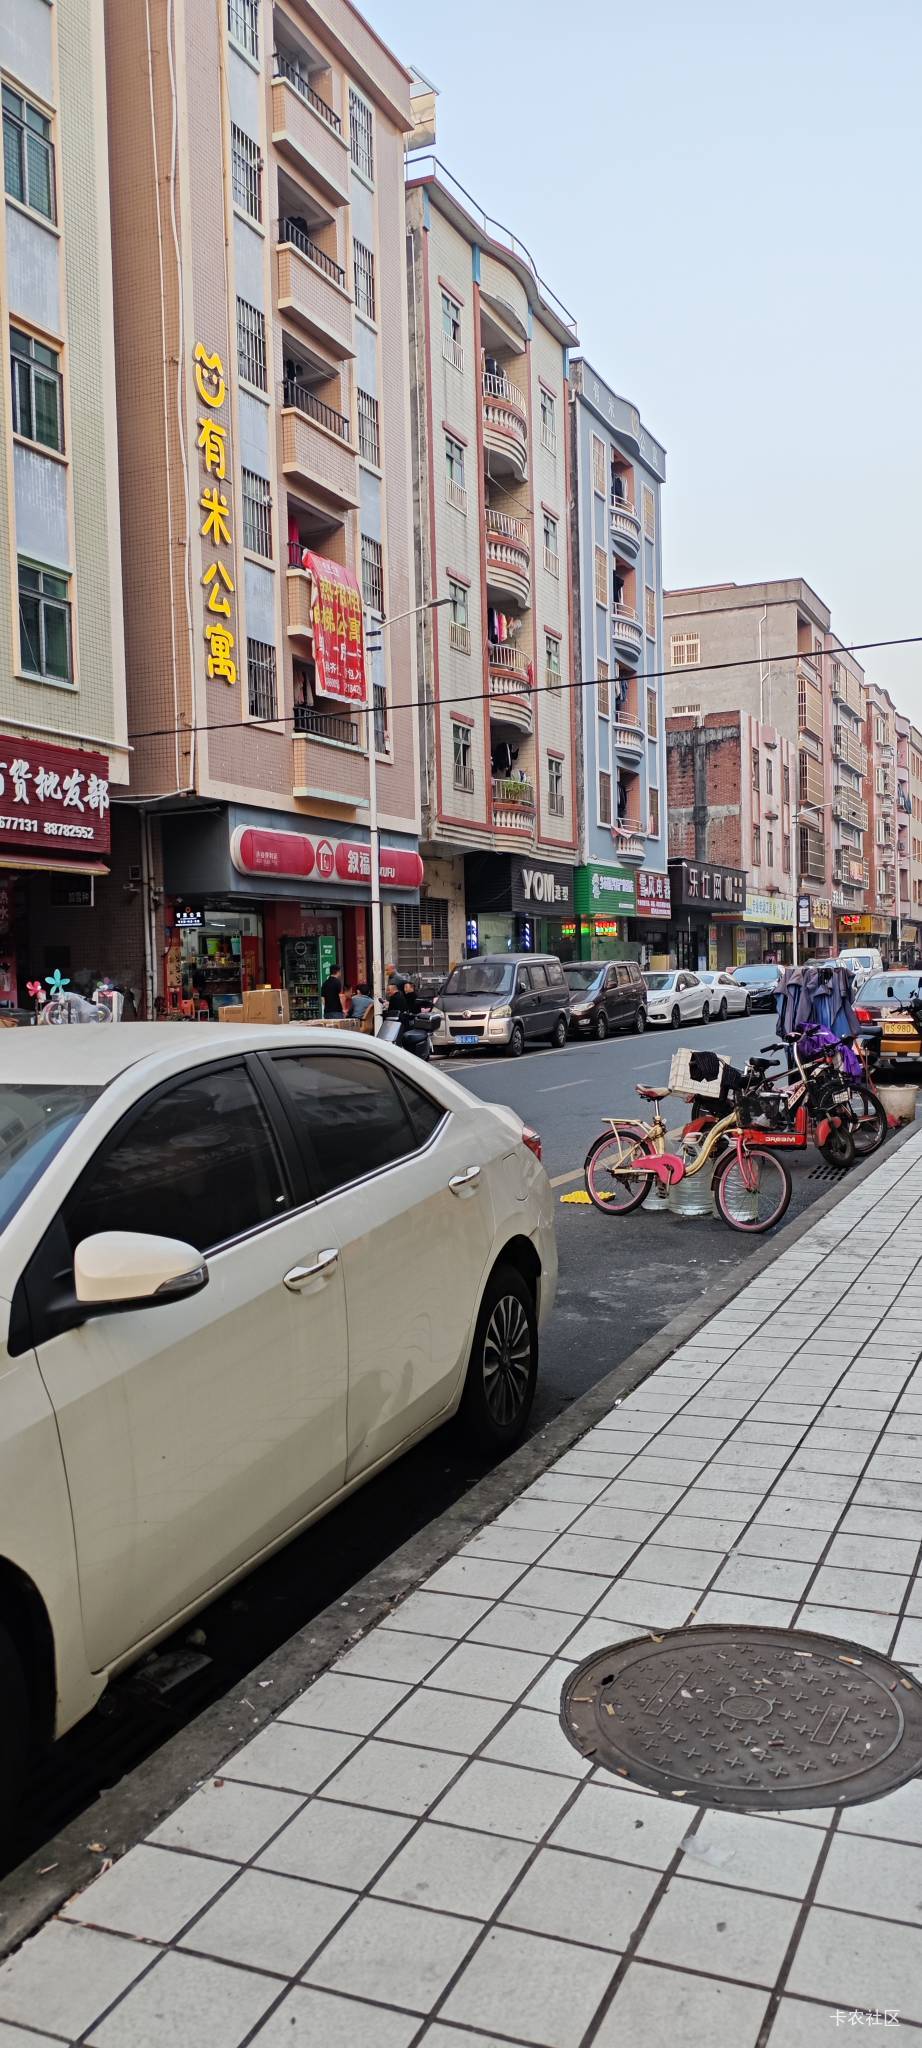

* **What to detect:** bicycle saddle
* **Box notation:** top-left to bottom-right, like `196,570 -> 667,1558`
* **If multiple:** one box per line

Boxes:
748,1057 -> 779,1074
636,1084 -> 671,1101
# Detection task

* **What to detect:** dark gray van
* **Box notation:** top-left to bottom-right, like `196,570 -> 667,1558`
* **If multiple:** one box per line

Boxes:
433,954 -> 571,1057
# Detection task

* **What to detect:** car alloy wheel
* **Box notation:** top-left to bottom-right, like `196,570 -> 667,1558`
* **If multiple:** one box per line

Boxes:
719,998 -> 728,1020
508,1022 -> 526,1057
482,1291 -> 533,1428
552,1015 -> 568,1047
460,1264 -> 538,1449
701,1002 -> 710,1024
634,1009 -> 646,1033
671,1004 -> 680,1028
595,1011 -> 608,1041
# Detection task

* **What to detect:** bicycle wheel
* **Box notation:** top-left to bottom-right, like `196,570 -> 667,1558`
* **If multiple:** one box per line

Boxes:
584,1129 -> 654,1215
816,1117 -> 855,1169
713,1146 -> 791,1234
844,1084 -> 888,1156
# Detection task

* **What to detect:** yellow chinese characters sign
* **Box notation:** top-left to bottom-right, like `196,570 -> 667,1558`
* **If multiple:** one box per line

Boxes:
194,341 -> 236,686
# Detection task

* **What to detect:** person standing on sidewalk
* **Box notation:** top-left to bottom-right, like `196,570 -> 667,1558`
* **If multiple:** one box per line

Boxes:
320,963 -> 344,1017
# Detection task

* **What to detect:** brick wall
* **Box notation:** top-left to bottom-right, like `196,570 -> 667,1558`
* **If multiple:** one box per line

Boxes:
666,713 -> 744,867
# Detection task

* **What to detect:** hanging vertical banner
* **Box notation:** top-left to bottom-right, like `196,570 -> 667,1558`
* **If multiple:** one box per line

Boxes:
301,552 -> 367,705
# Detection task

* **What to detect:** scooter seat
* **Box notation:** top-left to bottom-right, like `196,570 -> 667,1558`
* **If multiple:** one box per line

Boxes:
637,1084 -> 671,1101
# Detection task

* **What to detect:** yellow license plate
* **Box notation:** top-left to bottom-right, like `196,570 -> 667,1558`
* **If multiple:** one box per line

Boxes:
885,1022 -> 917,1037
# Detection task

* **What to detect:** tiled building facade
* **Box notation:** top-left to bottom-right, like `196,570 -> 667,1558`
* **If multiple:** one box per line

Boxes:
666,711 -> 797,966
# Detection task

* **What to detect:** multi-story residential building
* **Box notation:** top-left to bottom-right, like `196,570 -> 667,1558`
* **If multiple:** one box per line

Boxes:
895,713 -> 922,957
0,0 -> 128,1010
406,155 -> 579,968
104,0 -> 420,1017
665,711 -> 797,967
569,360 -> 668,961
664,579 -> 869,955
864,684 -> 898,955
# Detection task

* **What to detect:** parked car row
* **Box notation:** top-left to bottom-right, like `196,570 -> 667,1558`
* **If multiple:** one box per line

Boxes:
426,954 -> 776,1054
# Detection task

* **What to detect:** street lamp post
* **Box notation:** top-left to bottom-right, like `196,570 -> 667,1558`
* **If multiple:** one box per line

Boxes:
365,594 -> 451,1025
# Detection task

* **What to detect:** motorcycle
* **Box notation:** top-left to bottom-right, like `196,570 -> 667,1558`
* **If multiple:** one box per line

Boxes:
377,1008 -> 440,1061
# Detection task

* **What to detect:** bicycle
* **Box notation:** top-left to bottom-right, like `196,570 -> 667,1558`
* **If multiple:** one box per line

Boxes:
758,1029 -> 886,1161
584,1079 -> 792,1234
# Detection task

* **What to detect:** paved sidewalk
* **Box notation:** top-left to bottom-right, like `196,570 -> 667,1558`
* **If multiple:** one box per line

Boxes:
6,1134 -> 922,2048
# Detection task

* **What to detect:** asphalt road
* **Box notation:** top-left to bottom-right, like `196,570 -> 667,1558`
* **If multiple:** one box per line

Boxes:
3,1004 -> 864,1870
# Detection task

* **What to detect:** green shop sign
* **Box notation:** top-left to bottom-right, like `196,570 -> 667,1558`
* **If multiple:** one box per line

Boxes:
574,863 -> 637,917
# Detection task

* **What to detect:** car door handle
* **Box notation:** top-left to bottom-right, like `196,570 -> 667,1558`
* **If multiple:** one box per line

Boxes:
449,1165 -> 482,1194
283,1248 -> 340,1293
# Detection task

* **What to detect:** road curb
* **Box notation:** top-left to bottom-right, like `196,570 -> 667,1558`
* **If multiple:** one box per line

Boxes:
1,1117 -> 919,1953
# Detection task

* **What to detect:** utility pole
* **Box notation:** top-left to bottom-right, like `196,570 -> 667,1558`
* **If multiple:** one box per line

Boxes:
365,594 -> 451,1025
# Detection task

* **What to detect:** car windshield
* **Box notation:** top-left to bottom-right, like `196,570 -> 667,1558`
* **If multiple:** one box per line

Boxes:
862,974 -> 922,1004
734,965 -> 779,984
0,1085 -> 100,1235
843,954 -> 875,971
564,966 -> 602,991
442,962 -> 515,997
644,974 -> 674,992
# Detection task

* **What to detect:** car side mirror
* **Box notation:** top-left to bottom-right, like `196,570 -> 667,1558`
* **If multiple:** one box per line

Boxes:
74,1231 -> 208,1313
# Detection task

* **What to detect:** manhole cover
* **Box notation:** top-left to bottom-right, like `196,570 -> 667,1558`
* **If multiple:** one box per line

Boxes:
560,1626 -> 922,1811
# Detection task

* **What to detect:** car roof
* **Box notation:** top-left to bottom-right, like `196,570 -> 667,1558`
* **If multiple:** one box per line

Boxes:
470,953 -> 559,964
0,1022 -> 384,1087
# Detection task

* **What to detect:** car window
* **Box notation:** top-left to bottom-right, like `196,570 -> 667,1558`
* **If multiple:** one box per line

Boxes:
391,1073 -> 446,1148
546,961 -> 566,987
528,964 -> 549,989
64,1064 -> 289,1256
269,1053 -> 419,1198
0,1086 -> 101,1238
615,965 -> 630,986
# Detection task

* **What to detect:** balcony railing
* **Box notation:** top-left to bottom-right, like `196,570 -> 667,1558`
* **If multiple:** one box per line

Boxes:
280,218 -> 346,286
492,776 -> 534,807
832,786 -> 868,831
485,506 -> 529,546
610,502 -> 642,556
833,724 -> 867,776
488,644 -> 530,679
613,718 -> 645,755
482,371 -> 526,416
294,705 -> 360,747
283,378 -> 351,443
273,52 -> 341,131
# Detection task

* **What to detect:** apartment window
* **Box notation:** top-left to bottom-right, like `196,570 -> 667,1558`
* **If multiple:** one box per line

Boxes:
814,637 -> 823,662
599,769 -> 612,826
227,0 -> 259,56
545,633 -> 561,691
361,534 -> 384,614
649,787 -> 660,837
441,291 -> 461,343
751,746 -> 760,791
373,683 -> 388,752
247,639 -> 277,720
782,833 -> 791,873
353,239 -> 375,320
231,124 -> 261,222
10,327 -> 62,452
540,387 -> 557,453
597,660 -> 610,718
548,755 -> 564,816
236,297 -> 267,389
644,586 -> 656,639
765,756 -> 773,796
445,434 -> 466,507
2,86 -> 54,222
752,825 -> 761,864
670,632 -> 700,667
348,88 -> 373,179
593,545 -> 608,608
452,721 -> 473,793
646,688 -> 658,740
448,579 -> 470,654
18,561 -> 71,682
767,828 -> 775,866
642,485 -> 655,540
357,389 -> 380,465
591,434 -> 606,496
241,470 -> 272,558
543,512 -> 559,576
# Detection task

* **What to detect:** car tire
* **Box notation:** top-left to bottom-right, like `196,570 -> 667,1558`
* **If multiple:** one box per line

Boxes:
459,1263 -> 538,1450
508,1022 -> 526,1058
744,995 -> 752,1015
0,1622 -> 30,1832
701,1002 -> 710,1024
594,1011 -> 608,1041
551,1015 -> 568,1048
671,1004 -> 680,1028
719,999 -> 728,1021
634,1008 -> 646,1034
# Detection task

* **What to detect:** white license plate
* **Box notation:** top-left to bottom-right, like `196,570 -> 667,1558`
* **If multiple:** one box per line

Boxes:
455,1034 -> 479,1046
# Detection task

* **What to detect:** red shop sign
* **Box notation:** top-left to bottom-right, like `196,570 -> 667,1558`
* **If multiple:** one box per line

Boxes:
0,734 -> 111,856
301,552 -> 367,706
635,870 -> 670,916
231,827 -> 423,891
230,827 -> 315,878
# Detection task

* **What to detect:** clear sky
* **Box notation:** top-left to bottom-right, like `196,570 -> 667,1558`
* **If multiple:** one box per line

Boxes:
371,0 -> 922,715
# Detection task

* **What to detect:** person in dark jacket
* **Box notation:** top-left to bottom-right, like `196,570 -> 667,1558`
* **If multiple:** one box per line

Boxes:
320,964 -> 344,1016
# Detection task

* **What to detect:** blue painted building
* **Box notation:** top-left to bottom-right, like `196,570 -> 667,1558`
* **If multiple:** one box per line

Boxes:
569,361 -> 668,959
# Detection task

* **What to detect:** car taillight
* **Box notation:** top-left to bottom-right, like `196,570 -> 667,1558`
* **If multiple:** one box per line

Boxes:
522,1126 -> 542,1162
855,1008 -> 872,1023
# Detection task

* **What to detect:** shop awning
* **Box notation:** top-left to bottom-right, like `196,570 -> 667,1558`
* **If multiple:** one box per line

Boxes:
0,854 -> 110,876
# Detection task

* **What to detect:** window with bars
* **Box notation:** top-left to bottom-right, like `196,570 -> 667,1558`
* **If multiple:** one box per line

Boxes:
594,545 -> 608,608
357,389 -> 380,465
361,534 -> 384,613
783,763 -> 791,807
441,291 -> 461,342
231,124 -> 262,222
752,746 -> 760,790
452,721 -> 473,792
227,0 -> 259,56
542,511 -> 559,575
236,297 -> 267,389
547,755 -> 564,816
540,387 -> 557,452
242,470 -> 272,557
765,756 -> 773,796
10,327 -> 63,451
545,634 -> 561,690
353,239 -> 375,320
445,434 -> 465,489
670,632 -> 700,667
348,88 -> 374,178
597,660 -> 610,718
752,825 -> 761,863
599,769 -> 612,825
767,828 -> 775,866
3,85 -> 55,221
643,485 -> 655,540
18,560 -> 71,682
591,434 -> 606,495
649,787 -> 659,837
644,586 -> 656,638
373,682 -> 388,752
247,639 -> 277,720
646,688 -> 658,740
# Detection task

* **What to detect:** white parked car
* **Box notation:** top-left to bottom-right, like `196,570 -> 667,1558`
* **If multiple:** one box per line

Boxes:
696,970 -> 750,1019
642,969 -> 711,1027
0,1026 -> 556,1812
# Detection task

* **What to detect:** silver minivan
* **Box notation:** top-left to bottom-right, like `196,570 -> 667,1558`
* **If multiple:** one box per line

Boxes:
433,955 -> 571,1056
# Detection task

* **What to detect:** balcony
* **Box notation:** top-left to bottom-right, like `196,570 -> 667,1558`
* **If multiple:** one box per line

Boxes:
488,646 -> 533,734
294,704 -> 360,748
800,836 -> 827,883
610,499 -> 641,562
484,507 -> 531,606
491,778 -> 535,842
272,59 -> 349,205
286,567 -> 314,640
831,665 -> 863,718
292,730 -> 367,806
612,604 -> 643,667
613,717 -> 645,761
281,383 -> 358,511
277,224 -> 354,360
833,724 -> 867,776
833,854 -> 869,890
831,786 -> 868,832
610,823 -> 645,864
482,373 -> 528,481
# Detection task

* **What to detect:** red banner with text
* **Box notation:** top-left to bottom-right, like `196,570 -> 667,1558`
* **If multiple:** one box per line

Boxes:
301,552 -> 367,706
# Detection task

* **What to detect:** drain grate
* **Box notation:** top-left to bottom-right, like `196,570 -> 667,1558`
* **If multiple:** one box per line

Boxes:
560,1625 -> 922,1811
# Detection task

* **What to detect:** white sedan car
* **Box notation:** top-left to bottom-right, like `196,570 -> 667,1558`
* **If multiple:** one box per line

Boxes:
0,1025 -> 555,1811
697,970 -> 751,1019
642,969 -> 711,1026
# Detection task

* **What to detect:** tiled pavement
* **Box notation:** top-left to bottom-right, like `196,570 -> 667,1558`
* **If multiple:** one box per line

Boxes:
7,1134 -> 922,2047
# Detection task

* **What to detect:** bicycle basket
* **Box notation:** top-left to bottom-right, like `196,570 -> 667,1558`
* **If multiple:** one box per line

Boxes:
669,1048 -> 728,1100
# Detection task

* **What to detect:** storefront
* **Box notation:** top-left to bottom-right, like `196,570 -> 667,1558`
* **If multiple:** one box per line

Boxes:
0,734 -> 116,1010
634,870 -> 672,965
797,894 -> 832,957
835,910 -> 893,952
668,859 -> 747,971
741,891 -> 796,965
464,853 -> 577,959
572,862 -> 638,961
161,806 -> 422,1019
